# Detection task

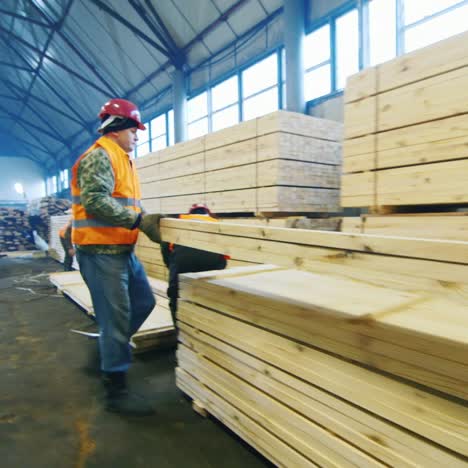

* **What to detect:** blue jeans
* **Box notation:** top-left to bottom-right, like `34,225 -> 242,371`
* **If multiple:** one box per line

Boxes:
77,250 -> 156,373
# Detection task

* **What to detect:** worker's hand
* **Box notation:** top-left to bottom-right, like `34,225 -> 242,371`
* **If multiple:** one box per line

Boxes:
139,213 -> 164,243
68,248 -> 75,256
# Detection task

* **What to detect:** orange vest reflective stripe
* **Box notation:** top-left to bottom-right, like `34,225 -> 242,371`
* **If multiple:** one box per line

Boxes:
71,136 -> 142,245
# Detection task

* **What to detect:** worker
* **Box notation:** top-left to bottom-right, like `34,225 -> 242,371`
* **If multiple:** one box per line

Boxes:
161,204 -> 229,323
58,220 -> 74,271
71,98 -> 163,416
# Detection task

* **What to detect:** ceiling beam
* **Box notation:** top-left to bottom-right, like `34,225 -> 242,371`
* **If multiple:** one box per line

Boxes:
0,7 -> 52,28
0,130 -> 46,164
90,0 -> 173,60
0,60 -> 35,72
30,0 -> 120,96
128,0 -> 183,67
0,24 -> 111,97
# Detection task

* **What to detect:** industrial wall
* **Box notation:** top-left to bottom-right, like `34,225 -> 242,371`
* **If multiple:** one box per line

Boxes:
0,157 -> 45,203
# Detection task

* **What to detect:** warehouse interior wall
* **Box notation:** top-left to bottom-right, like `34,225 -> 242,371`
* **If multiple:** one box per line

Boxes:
0,158 -> 46,202
308,94 -> 344,122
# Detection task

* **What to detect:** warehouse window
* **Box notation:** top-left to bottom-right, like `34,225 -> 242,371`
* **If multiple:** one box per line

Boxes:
60,169 -> 69,190
242,54 -> 278,120
52,175 -> 58,194
304,24 -> 331,100
335,9 -> 359,90
211,75 -> 239,131
369,0 -> 396,65
188,92 -> 209,139
404,0 -> 468,52
134,122 -> 150,158
150,114 -> 167,151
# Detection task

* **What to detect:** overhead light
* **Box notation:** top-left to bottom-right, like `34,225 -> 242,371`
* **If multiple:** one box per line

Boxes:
14,182 -> 24,194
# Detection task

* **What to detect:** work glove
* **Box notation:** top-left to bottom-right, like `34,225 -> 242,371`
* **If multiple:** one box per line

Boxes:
139,213 -> 164,244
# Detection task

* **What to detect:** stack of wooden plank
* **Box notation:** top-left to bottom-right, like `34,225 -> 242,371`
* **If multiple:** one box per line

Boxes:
342,30 -> 468,211
136,111 -> 342,215
49,215 -> 79,269
49,271 -> 175,353
0,207 -> 35,252
160,218 -> 468,466
28,196 -> 71,241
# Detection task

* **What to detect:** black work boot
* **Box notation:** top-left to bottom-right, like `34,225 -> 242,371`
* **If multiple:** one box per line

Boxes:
102,372 -> 155,416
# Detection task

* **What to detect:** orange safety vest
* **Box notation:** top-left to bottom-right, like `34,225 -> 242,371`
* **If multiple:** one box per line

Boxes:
169,214 -> 230,260
71,136 -> 142,245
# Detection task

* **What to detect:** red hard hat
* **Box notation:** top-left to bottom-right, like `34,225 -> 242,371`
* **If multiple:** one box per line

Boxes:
189,203 -> 213,216
98,98 -> 146,130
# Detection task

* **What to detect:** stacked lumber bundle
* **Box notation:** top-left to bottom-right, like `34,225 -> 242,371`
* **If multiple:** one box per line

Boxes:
177,266 -> 467,467
342,30 -> 468,212
161,218 -> 468,465
49,215 -> 79,269
136,110 -> 342,215
49,271 -> 175,353
29,196 -> 71,241
0,207 -> 35,252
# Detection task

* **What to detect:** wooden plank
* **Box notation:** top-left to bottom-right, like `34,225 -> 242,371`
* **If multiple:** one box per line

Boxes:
205,165 -> 256,192
160,218 -> 468,265
344,97 -> 376,139
257,133 -> 342,165
376,159 -> 468,205
376,114 -> 468,169
360,214 -> 468,241
205,188 -> 256,213
178,272 -> 468,393
257,111 -> 343,142
257,186 -> 340,213
340,217 -> 363,233
179,324 -> 465,467
344,67 -> 377,103
204,119 -> 257,150
141,197 -> 161,214
379,30 -> 468,93
257,160 -> 340,188
176,368 -> 316,467
160,193 -> 207,215
177,302 -> 468,456
158,136 -> 205,162
378,66 -> 468,132
205,139 -> 257,171
178,345 -> 375,467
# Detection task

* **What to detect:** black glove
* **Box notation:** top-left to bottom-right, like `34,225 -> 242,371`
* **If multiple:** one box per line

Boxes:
139,213 -> 164,243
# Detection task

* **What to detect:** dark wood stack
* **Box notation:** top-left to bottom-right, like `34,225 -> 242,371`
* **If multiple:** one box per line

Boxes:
29,196 -> 71,241
0,207 -> 35,252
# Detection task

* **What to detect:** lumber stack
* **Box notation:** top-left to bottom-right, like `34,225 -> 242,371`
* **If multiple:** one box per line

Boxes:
29,196 -> 71,241
49,271 -> 175,353
166,219 -> 468,466
342,30 -> 468,211
177,267 -> 468,467
136,110 -> 342,215
49,215 -> 79,270
0,207 -> 35,252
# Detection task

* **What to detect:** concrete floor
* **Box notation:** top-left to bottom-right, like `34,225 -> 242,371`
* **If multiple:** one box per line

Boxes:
0,256 -> 270,468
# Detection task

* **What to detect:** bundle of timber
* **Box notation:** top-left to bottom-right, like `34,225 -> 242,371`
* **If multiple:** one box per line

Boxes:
49,271 -> 175,353
29,196 -> 71,241
162,218 -> 468,395
342,30 -> 468,211
0,207 -> 35,252
136,110 -> 342,215
177,265 -> 468,467
49,215 -> 79,269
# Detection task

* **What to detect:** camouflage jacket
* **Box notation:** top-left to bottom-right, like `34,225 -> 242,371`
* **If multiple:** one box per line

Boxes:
76,147 -> 140,255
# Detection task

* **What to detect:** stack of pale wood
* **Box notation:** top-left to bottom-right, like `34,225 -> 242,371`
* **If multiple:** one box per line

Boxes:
49,271 -> 175,353
0,207 -> 35,252
136,110 -> 342,215
49,215 -> 79,270
342,30 -> 468,239
29,196 -> 71,241
161,218 -> 468,466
